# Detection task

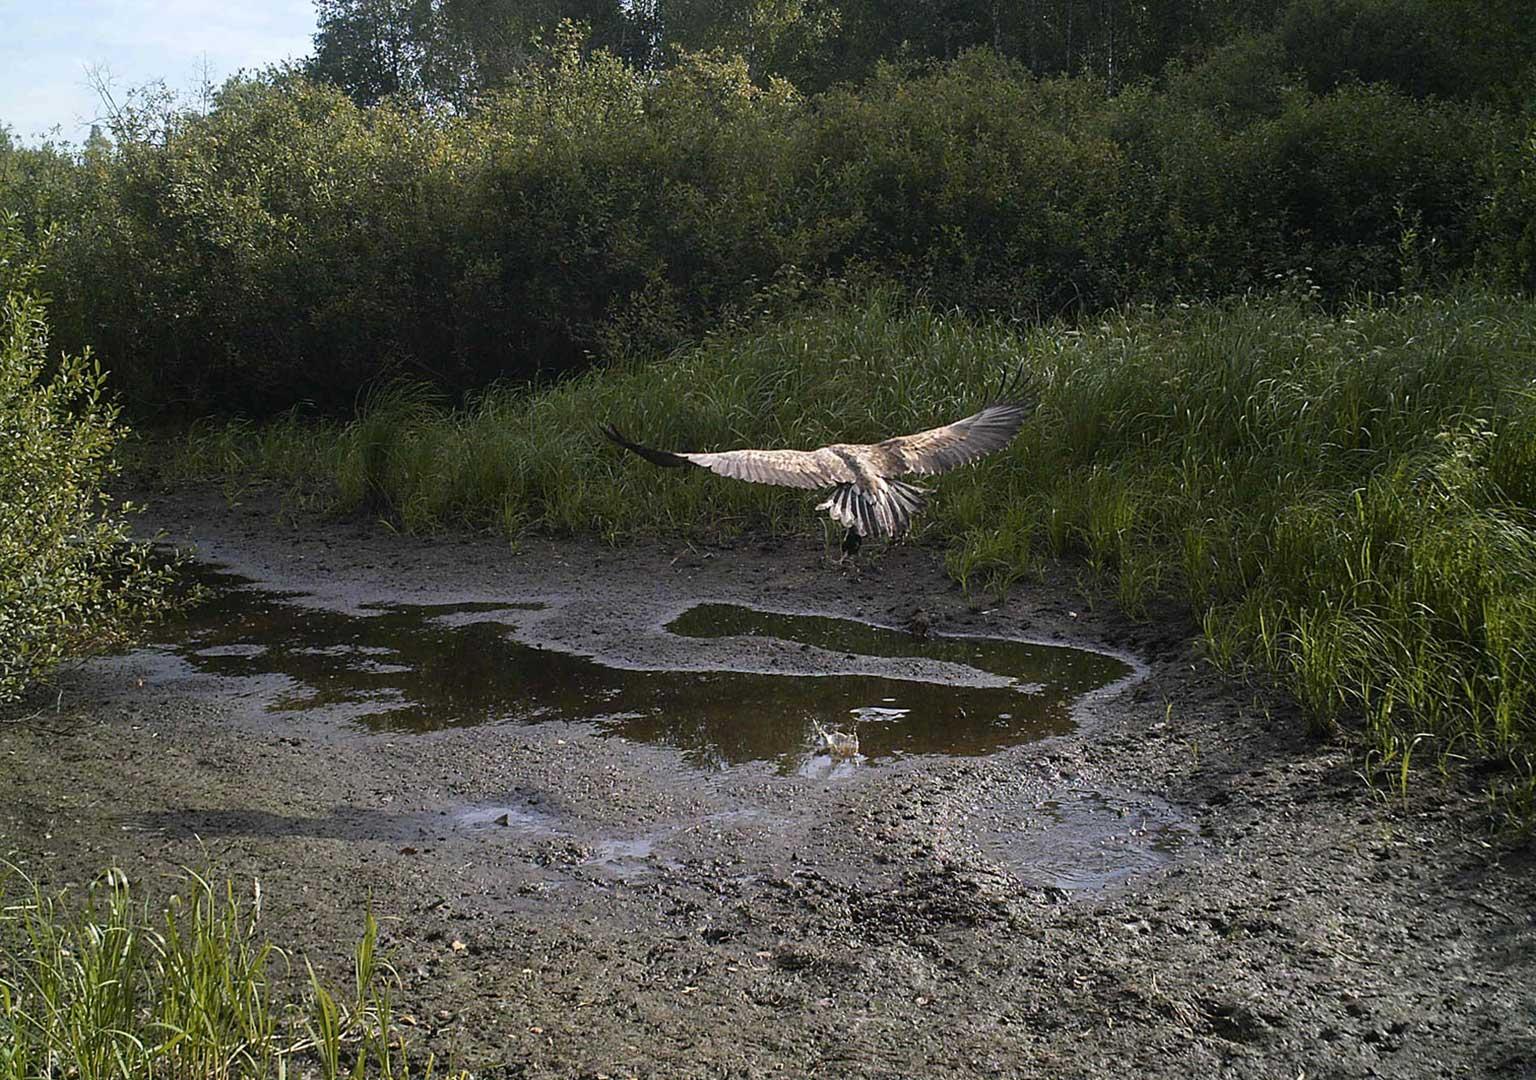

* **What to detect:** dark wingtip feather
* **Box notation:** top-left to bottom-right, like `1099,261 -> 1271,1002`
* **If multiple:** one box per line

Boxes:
987,365 -> 1041,412
600,423 -> 695,469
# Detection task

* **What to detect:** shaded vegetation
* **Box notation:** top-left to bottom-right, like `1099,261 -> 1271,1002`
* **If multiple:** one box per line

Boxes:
167,291 -> 1536,803
302,0 -> 1536,102
1,29 -> 1528,416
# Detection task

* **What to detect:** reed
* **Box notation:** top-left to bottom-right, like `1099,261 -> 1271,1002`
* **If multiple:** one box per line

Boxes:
0,864 -> 458,1079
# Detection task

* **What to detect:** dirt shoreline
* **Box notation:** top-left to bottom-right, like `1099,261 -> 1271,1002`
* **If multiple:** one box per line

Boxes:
3,484 -> 1533,1078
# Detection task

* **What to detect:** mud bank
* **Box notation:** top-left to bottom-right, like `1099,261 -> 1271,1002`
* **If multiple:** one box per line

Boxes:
3,485 -> 1533,1078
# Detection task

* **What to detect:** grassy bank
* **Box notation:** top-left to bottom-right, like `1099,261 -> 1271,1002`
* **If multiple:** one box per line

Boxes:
163,290 -> 1536,807
0,863 -> 454,1079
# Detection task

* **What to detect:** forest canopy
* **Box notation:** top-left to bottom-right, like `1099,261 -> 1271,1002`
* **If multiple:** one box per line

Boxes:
1,0 -> 1533,416
306,0 -> 1536,103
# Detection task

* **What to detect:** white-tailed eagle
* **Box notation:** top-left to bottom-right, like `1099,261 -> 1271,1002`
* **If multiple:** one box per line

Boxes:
603,374 -> 1036,556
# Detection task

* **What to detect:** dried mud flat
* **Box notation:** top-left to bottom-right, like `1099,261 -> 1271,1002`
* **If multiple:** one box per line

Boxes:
3,485 -> 1535,1079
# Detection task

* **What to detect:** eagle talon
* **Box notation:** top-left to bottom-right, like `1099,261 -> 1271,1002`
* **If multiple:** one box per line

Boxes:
841,527 -> 862,559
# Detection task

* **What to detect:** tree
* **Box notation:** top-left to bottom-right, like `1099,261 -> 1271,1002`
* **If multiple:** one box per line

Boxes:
307,0 -> 648,108
308,0 -> 437,106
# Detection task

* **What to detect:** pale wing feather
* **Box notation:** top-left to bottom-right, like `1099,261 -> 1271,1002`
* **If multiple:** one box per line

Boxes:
876,401 -> 1030,477
680,446 -> 855,490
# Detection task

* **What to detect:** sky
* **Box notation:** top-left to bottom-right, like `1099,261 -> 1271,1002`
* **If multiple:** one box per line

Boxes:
0,0 -> 318,144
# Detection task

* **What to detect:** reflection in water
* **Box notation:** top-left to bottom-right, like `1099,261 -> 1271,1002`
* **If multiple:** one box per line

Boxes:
669,603 -> 1126,702
151,566 -> 1133,773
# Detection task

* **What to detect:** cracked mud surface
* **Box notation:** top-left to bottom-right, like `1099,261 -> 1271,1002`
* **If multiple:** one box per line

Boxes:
3,485 -> 1534,1078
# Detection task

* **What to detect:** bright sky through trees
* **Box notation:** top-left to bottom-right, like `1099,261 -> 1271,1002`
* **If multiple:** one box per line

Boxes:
0,0 -> 316,143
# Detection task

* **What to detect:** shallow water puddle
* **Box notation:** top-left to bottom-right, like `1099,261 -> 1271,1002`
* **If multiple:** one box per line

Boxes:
669,602 -> 1126,704
139,565 -> 1132,772
456,802 -> 687,879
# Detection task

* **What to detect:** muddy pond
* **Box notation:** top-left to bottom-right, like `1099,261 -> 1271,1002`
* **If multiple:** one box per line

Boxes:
7,494 -> 1532,1078
94,561 -> 1186,889
155,565 -> 1128,761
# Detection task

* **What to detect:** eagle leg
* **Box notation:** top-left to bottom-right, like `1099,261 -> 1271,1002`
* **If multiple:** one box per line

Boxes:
834,526 -> 864,576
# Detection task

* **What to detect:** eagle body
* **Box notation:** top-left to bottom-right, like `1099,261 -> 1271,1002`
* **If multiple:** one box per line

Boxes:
603,381 -> 1034,546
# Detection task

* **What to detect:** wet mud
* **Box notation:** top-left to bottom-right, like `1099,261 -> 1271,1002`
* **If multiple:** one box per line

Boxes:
2,484 -> 1533,1078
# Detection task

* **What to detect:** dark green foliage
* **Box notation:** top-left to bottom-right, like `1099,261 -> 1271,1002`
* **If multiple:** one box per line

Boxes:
1118,81 -> 1500,295
1478,114 -> 1536,293
1279,0 -> 1465,100
298,0 -> 1536,104
1278,0 -> 1536,105
2,40 -> 1518,417
308,0 -> 648,107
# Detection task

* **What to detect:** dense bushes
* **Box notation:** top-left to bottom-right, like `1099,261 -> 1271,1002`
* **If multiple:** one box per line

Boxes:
0,41 -> 1525,417
0,217 -> 174,704
1479,114 -> 1536,293
1279,0 -> 1536,105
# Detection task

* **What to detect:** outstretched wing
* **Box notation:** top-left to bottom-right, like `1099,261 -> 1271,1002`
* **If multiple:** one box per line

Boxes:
603,370 -> 1036,488
602,425 -> 854,490
876,376 -> 1036,476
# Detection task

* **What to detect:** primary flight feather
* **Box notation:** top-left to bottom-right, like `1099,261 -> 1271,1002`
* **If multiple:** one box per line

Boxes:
602,373 -> 1036,554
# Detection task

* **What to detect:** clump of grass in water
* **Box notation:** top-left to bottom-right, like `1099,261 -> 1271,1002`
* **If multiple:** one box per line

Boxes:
0,863 -> 459,1080
164,289 -> 1536,816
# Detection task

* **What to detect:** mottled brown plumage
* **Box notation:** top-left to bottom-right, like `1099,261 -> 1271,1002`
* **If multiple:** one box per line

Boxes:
602,374 -> 1036,547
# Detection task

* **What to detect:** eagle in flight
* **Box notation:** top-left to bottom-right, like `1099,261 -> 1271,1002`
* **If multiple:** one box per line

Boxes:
602,374 -> 1036,557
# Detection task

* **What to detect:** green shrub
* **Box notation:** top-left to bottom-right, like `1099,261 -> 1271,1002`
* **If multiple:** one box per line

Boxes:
0,216 -> 174,705
1278,0 -> 1536,106
1110,79 -> 1498,297
1479,111 -> 1536,292
0,46 -> 1519,417
1279,0 -> 1463,99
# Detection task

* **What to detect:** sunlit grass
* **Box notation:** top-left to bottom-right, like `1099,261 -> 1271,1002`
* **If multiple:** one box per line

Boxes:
0,863 -> 458,1079
160,289 -> 1536,808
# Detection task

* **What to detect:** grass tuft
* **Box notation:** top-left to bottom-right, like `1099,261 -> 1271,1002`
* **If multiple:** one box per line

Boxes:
0,863 -> 458,1080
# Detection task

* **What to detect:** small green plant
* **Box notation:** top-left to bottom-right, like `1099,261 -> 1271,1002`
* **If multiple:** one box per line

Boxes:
0,863 -> 454,1080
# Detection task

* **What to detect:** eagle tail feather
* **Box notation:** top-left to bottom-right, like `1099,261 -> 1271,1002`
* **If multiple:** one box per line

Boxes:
817,481 -> 929,539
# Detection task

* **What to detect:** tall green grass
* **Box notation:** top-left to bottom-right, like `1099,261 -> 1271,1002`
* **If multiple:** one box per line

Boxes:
0,864 -> 455,1079
166,290 -> 1536,801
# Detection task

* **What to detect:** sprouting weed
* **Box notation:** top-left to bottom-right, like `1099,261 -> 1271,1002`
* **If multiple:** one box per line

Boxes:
0,864 -> 454,1080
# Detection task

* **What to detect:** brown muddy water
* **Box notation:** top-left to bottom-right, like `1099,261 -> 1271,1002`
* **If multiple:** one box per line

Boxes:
94,561 -> 1189,889
148,564 -> 1133,774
